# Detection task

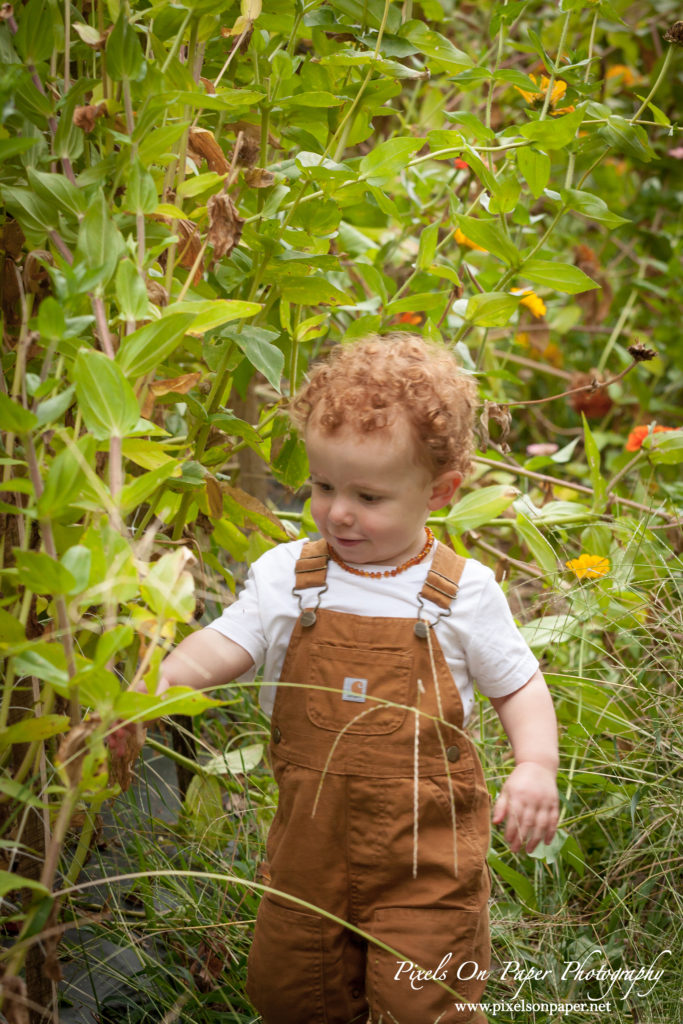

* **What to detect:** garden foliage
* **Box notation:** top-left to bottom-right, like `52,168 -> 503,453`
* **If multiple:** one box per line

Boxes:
0,0 -> 681,1019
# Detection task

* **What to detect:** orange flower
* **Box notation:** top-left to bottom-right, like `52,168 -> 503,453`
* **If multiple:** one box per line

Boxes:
605,64 -> 638,87
566,554 -> 610,580
454,158 -> 468,169
392,311 -> 426,327
511,288 -> 546,319
454,228 -> 486,252
625,424 -> 676,451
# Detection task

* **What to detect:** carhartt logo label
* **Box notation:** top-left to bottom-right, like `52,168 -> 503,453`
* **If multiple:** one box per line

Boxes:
342,677 -> 367,702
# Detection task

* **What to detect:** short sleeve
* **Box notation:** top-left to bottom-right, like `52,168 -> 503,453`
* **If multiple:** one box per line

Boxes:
206,566 -> 267,671
461,574 -> 538,698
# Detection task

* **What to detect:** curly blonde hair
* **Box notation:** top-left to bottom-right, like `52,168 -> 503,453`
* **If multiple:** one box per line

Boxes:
289,333 -> 478,478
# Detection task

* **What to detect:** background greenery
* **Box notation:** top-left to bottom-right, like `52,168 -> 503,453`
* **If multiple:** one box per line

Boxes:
0,0 -> 681,1020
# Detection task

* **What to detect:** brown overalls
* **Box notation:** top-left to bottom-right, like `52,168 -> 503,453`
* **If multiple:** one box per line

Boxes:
246,541 -> 491,1024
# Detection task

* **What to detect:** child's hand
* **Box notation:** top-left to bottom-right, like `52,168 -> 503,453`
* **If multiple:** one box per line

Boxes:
492,761 -> 559,854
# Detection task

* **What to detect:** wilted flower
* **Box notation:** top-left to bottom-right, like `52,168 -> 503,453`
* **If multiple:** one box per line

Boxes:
511,288 -> 546,319
625,424 -> 676,452
566,554 -> 610,580
454,228 -> 486,252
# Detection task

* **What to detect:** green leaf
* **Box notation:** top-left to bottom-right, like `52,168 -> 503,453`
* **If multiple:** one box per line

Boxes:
516,147 -> 550,199
96,625 -> 134,666
115,261 -> 150,322
13,0 -> 55,62
457,216 -> 519,266
37,434 -> 96,517
519,614 -> 580,649
521,259 -> 598,294
560,188 -> 630,228
466,292 -> 519,327
271,436 -> 309,489
643,430 -> 683,465
0,185 -> 56,246
141,549 -> 195,622
0,714 -> 70,749
76,192 -> 126,286
280,91 -> 345,108
401,21 -> 474,74
106,10 -> 146,81
0,393 -> 38,434
137,124 -> 187,166
119,461 -> 181,512
173,299 -> 262,334
488,852 -> 537,909
279,277 -> 350,306
222,326 -> 284,393
116,313 -> 195,378
13,550 -> 77,596
518,108 -> 584,150
598,115 -> 655,162
417,222 -> 439,271
201,742 -> 264,775
11,644 -> 69,690
60,545 -> 92,595
582,414 -> 606,509
73,349 -> 140,440
0,870 -> 50,899
0,610 -> 25,645
359,138 -> 423,186
514,514 -> 558,578
0,137 -> 39,161
125,160 -> 158,214
115,686 -> 226,720
446,485 -> 519,535
37,298 -> 67,343
27,168 -> 87,220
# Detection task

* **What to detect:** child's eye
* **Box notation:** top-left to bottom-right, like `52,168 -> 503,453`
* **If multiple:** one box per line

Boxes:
359,493 -> 381,503
312,480 -> 332,493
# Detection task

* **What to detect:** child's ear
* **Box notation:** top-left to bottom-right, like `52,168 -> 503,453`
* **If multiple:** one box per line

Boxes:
427,471 -> 462,511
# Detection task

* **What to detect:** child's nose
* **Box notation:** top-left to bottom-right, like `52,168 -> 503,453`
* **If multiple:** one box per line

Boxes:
329,496 -> 353,525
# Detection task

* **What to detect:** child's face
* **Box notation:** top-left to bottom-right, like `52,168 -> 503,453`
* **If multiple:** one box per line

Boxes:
306,417 -> 460,566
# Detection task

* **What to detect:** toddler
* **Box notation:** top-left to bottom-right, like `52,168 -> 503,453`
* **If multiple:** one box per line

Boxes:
154,334 -> 559,1024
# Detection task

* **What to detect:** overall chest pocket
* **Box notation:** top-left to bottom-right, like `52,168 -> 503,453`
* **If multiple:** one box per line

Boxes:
306,643 -> 413,735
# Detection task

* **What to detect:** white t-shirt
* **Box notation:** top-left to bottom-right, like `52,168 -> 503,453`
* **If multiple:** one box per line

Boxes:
207,539 -> 538,723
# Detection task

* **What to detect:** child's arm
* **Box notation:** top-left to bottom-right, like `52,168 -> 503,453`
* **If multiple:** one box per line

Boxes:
131,628 -> 255,697
488,669 -> 559,854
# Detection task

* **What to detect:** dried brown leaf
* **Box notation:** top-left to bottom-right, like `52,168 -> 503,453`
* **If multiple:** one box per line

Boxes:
244,167 -> 275,188
188,127 -> 230,175
0,974 -> 30,1024
73,102 -> 107,132
569,370 -> 613,419
190,935 -> 231,992
23,250 -> 52,298
207,194 -> 244,261
109,721 -> 146,793
205,475 -> 223,519
142,372 -> 202,418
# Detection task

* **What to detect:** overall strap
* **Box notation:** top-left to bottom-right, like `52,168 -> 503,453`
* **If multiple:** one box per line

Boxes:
419,542 -> 467,610
294,539 -> 329,591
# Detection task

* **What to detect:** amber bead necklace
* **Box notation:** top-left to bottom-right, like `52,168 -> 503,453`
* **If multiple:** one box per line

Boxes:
328,527 -> 435,579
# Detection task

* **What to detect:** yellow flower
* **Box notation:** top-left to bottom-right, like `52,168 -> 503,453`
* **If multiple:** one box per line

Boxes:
454,228 -> 487,252
566,554 -> 610,580
516,74 -> 567,108
511,288 -> 546,319
606,64 -> 638,87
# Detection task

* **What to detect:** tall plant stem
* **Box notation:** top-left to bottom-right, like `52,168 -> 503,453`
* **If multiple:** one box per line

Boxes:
597,288 -> 637,373
631,46 -> 674,124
